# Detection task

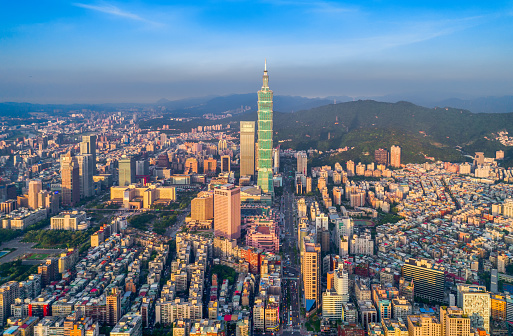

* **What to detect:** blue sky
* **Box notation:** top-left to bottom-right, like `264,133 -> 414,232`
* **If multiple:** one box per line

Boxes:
1,0 -> 512,103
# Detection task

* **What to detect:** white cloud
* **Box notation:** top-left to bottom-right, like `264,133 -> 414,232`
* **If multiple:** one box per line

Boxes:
73,2 -> 163,26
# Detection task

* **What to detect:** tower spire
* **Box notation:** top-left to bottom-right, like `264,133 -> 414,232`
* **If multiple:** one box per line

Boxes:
265,59 -> 267,72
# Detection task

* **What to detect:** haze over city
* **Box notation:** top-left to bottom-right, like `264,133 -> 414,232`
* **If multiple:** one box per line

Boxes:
1,0 -> 513,103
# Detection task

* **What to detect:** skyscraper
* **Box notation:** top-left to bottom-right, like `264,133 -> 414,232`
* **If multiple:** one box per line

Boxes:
28,179 -> 42,210
61,152 -> 80,206
273,146 -> 280,174
257,61 -> 274,194
214,184 -> 241,240
80,135 -> 96,174
390,145 -> 401,168
297,152 -> 308,175
77,155 -> 93,198
119,156 -> 136,187
240,121 -> 255,178
302,237 -> 321,314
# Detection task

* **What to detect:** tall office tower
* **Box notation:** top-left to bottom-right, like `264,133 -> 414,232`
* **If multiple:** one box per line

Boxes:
240,121 -> 256,178
221,155 -> 231,172
80,135 -> 96,174
185,158 -> 199,174
374,148 -> 388,166
402,258 -> 445,303
0,281 -> 19,326
28,179 -> 42,209
273,146 -> 280,174
302,237 -> 321,314
297,152 -> 308,175
107,288 -> 122,326
118,156 -> 136,187
440,306 -> 471,336
76,154 -> 93,198
61,152 -> 80,206
136,160 -> 149,176
256,61 -> 274,194
390,145 -> 401,168
457,284 -> 490,332
214,184 -> 241,240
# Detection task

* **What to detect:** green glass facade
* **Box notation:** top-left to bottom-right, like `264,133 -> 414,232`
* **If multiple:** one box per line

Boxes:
257,63 -> 274,194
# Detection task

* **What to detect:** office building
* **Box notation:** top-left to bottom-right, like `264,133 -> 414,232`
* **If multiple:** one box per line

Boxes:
38,258 -> 58,286
61,152 -> 80,206
107,288 -> 122,326
457,284 -> 490,332
0,281 -> 19,326
214,184 -> 241,240
402,258 -> 445,303
273,146 -> 280,174
28,180 -> 42,210
302,237 -> 321,314
203,158 -> 217,174
240,121 -> 255,178
111,313 -> 142,336
221,155 -> 231,173
77,154 -> 94,198
80,135 -> 96,174
374,149 -> 388,166
136,160 -> 149,176
407,314 -> 441,336
256,61 -> 274,194
51,211 -> 88,231
440,306 -> 471,336
118,156 -> 136,187
390,146 -> 401,168
191,193 -> 214,221
297,152 -> 308,175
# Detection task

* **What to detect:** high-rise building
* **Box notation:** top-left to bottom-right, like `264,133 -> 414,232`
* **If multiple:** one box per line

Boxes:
118,156 -> 136,187
297,152 -> 308,175
240,121 -> 255,178
302,237 -> 321,314
191,193 -> 214,221
136,160 -> 149,176
61,152 -> 80,206
185,158 -> 199,174
221,155 -> 231,172
390,146 -> 401,168
407,314 -> 441,336
214,184 -> 241,240
402,258 -> 445,303
257,61 -> 274,194
457,284 -> 490,332
201,158 -> 216,175
374,149 -> 388,166
346,160 -> 355,176
38,258 -> 58,286
440,306 -> 471,336
0,281 -> 19,326
77,155 -> 94,198
80,135 -> 96,174
107,288 -> 122,326
28,180 -> 42,210
273,146 -> 280,174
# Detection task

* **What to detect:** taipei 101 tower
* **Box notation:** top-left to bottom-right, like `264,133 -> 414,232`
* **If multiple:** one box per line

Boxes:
256,60 -> 274,194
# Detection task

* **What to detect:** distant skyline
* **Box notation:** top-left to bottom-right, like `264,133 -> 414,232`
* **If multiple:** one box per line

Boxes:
1,0 -> 512,103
